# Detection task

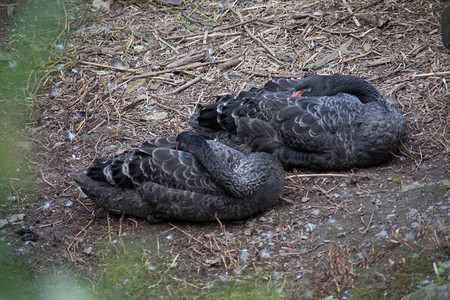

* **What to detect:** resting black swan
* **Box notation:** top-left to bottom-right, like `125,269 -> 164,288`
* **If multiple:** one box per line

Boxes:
71,131 -> 284,223
190,74 -> 407,170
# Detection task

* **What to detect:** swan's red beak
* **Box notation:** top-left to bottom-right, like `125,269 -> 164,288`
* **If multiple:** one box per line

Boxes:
291,90 -> 306,97
175,144 -> 179,150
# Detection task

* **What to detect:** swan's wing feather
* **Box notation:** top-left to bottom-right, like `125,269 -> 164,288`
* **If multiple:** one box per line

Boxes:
140,135 -> 177,148
85,146 -> 219,193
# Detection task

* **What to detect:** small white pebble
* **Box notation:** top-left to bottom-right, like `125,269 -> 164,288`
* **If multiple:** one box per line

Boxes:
260,249 -> 270,259
65,130 -> 76,142
55,44 -> 64,52
65,200 -> 74,207
78,187 -> 88,198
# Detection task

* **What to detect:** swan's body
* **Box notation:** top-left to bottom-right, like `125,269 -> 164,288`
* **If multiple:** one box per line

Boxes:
71,131 -> 284,223
190,75 -> 407,170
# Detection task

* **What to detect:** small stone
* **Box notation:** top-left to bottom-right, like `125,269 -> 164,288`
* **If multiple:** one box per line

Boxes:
406,208 -> 418,219
260,249 -> 270,259
272,271 -> 282,280
65,200 -> 74,207
429,28 -> 439,35
217,275 -> 233,282
65,130 -> 76,142
84,247 -> 93,254
0,219 -> 8,229
441,260 -> 450,270
267,211 -> 277,220
411,222 -> 420,229
405,233 -> 415,241
301,197 -> 309,203
386,214 -> 397,220
419,213 -> 428,221
154,0 -> 183,6
240,249 -> 249,262
373,199 -> 382,205
49,87 -> 60,99
134,45 -> 144,52
311,209 -> 320,216
55,44 -> 64,52
376,230 -> 388,238
78,187 -> 88,198
306,223 -> 316,231
419,279 -> 431,286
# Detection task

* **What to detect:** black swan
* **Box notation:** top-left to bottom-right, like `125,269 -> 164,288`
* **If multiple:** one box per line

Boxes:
190,74 -> 407,170
70,131 -> 284,223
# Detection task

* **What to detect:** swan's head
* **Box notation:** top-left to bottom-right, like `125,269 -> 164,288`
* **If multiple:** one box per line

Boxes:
291,75 -> 328,97
175,131 -> 208,153
291,75 -> 383,103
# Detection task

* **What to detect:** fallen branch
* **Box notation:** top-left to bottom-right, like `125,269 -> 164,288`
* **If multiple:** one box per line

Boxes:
315,25 -> 359,35
240,69 -> 303,78
169,77 -> 202,94
412,71 -> 450,78
123,57 -> 240,80
286,173 -> 352,179
166,17 -> 260,40
152,28 -> 179,54
79,61 -> 140,73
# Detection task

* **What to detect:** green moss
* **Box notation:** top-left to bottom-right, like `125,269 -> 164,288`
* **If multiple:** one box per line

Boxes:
87,236 -> 286,299
349,249 -> 448,299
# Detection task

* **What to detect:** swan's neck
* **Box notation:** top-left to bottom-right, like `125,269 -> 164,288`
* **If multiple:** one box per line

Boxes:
190,144 -> 271,198
329,75 -> 385,104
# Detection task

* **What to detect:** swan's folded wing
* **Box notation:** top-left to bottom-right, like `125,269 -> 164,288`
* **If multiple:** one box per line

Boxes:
252,93 -> 363,152
85,147 -> 221,194
140,135 -> 176,148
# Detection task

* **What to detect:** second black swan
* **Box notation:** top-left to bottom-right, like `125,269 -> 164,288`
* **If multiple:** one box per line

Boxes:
71,131 -> 284,223
190,75 -> 407,170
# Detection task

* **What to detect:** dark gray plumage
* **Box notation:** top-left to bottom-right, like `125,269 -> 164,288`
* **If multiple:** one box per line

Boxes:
190,75 -> 407,170
71,131 -> 284,223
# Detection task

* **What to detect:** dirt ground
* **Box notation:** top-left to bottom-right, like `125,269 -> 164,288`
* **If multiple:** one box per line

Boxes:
2,0 -> 449,299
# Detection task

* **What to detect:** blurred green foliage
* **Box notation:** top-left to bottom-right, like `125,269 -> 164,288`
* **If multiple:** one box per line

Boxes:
0,1 -> 73,299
